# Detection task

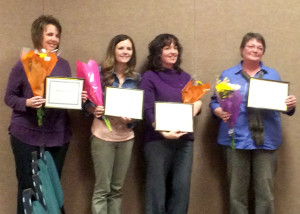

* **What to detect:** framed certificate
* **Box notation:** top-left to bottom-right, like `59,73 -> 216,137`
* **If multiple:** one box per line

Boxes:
247,78 -> 289,111
155,102 -> 194,132
45,77 -> 84,109
104,87 -> 144,119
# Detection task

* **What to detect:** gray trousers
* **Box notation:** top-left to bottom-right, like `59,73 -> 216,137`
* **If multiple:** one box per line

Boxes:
91,136 -> 134,214
224,147 -> 277,214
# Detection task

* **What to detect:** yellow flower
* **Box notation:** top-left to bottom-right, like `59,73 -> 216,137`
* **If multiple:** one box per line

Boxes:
216,80 -> 233,93
38,53 -> 48,58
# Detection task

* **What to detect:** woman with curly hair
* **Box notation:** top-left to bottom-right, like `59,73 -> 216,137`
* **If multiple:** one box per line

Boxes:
140,34 -> 202,214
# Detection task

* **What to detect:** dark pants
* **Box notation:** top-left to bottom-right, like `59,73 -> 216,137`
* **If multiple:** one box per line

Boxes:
144,139 -> 193,214
224,147 -> 277,214
10,135 -> 69,214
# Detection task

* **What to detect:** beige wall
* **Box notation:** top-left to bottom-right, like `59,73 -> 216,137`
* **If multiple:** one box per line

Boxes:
1,0 -> 300,213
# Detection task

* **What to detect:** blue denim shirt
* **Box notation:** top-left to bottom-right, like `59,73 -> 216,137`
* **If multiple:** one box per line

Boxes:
83,67 -> 140,128
104,72 -> 140,99
210,61 -> 294,150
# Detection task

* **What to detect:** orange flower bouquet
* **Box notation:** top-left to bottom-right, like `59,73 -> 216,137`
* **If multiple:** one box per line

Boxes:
21,48 -> 58,126
182,80 -> 210,104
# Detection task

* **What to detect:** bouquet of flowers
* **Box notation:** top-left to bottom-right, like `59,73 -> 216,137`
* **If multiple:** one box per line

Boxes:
182,80 -> 210,104
76,60 -> 112,131
215,77 -> 242,149
21,48 -> 58,126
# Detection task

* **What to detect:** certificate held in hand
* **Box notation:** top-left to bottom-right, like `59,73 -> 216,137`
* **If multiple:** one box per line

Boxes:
247,78 -> 289,111
45,77 -> 84,110
104,87 -> 144,120
155,102 -> 194,133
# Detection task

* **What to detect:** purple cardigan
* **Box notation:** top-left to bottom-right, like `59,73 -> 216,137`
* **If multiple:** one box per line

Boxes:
5,57 -> 72,147
139,68 -> 194,143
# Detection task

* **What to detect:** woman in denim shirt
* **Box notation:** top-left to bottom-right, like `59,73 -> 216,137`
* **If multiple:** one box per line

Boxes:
210,32 -> 296,214
86,34 -> 140,214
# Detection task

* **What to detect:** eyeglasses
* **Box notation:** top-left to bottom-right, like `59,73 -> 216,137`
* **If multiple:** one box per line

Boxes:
245,45 -> 264,52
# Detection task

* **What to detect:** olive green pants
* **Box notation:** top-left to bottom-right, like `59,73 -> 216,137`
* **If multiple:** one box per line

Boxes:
91,136 -> 134,214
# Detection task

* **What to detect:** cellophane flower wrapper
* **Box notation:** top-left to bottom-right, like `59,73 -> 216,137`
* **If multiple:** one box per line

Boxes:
21,48 -> 58,126
182,80 -> 210,104
216,78 -> 242,149
77,60 -> 103,105
76,60 -> 112,131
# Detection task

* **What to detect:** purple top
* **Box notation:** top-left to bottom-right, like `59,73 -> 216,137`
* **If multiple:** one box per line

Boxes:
5,57 -> 72,147
139,68 -> 193,143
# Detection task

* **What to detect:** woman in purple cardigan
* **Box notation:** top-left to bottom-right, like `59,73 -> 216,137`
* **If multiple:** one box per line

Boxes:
4,15 -> 86,214
140,34 -> 202,214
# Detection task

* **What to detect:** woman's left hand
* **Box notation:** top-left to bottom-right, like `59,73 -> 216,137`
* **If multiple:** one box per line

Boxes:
285,95 -> 296,112
193,100 -> 202,116
82,91 -> 88,103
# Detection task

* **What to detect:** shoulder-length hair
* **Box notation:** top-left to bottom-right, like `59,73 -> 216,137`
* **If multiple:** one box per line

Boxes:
101,34 -> 138,87
31,15 -> 62,50
146,33 -> 182,72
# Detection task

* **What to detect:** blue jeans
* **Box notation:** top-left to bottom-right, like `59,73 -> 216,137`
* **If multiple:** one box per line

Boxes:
91,136 -> 134,214
144,139 -> 193,214
224,147 -> 277,214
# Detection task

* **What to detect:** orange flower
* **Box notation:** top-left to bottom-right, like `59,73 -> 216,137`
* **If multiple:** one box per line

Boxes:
21,49 -> 57,97
182,80 -> 210,104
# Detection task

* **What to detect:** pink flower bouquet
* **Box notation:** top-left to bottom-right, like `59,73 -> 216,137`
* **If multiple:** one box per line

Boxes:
77,60 -> 111,131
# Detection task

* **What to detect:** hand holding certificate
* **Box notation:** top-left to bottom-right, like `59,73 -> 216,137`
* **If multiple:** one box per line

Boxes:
155,102 -> 194,133
247,78 -> 289,111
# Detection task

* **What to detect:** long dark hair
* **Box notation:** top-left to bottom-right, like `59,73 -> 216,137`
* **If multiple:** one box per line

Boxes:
101,34 -> 138,87
146,34 -> 182,72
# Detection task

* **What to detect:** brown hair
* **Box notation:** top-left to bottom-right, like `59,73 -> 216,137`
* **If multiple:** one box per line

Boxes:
240,32 -> 266,54
146,33 -> 182,72
31,15 -> 62,50
101,34 -> 138,87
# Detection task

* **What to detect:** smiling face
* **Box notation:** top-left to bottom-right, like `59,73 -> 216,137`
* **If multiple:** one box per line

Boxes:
161,42 -> 178,69
41,24 -> 60,51
241,38 -> 264,63
114,39 -> 133,65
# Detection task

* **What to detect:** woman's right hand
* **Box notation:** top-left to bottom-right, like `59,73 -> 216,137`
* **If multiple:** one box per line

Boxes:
214,107 -> 231,122
94,105 -> 105,118
159,130 -> 187,139
26,96 -> 46,109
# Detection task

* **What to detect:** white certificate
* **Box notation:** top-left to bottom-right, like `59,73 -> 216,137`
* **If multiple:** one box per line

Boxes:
155,102 -> 194,132
247,78 -> 289,111
45,77 -> 84,109
104,87 -> 144,119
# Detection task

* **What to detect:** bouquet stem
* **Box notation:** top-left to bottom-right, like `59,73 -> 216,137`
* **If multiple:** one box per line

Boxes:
229,128 -> 235,149
37,107 -> 45,127
103,116 -> 112,132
